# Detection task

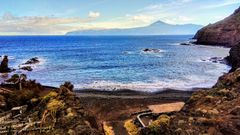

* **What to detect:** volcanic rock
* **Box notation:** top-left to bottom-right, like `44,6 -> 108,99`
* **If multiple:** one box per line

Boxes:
194,7 -> 240,47
24,57 -> 40,65
0,56 -> 12,73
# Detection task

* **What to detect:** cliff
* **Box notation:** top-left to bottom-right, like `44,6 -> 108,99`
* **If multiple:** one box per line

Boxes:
194,7 -> 240,47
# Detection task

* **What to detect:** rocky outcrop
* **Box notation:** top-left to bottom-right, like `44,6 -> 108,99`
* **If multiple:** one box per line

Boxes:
0,56 -> 12,73
194,7 -> 240,47
140,69 -> 240,135
226,43 -> 240,72
0,77 -> 101,134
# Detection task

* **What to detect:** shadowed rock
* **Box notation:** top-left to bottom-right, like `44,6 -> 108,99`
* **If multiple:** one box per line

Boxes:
226,43 -> 240,72
0,56 -> 12,73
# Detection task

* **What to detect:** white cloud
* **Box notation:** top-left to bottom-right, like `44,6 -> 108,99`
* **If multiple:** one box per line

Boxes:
0,12 -> 99,35
179,0 -> 192,3
162,15 -> 194,24
203,0 -> 240,9
127,14 -> 155,23
88,11 -> 100,18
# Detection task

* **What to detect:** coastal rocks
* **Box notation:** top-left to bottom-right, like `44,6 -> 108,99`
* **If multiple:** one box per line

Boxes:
142,48 -> 164,55
20,57 -> 40,72
194,7 -> 240,47
209,57 -> 226,64
180,40 -> 196,46
201,57 -> 228,65
180,42 -> 191,46
24,57 -> 40,65
226,43 -> 240,72
214,68 -> 240,88
0,56 -> 13,73
20,66 -> 33,71
142,48 -> 161,53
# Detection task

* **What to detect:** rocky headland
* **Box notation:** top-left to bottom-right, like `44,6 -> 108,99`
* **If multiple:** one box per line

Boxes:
194,7 -> 240,47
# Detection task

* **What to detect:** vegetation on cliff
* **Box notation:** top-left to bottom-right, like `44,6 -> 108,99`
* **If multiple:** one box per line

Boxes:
0,75 -> 101,134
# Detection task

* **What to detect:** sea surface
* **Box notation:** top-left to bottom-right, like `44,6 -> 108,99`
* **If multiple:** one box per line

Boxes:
0,35 -> 230,92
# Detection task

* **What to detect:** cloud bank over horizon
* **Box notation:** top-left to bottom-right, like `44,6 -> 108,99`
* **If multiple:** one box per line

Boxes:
0,0 -> 239,35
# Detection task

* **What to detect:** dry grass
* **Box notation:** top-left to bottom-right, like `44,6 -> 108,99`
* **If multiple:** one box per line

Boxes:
124,120 -> 139,135
47,99 -> 65,111
103,122 -> 115,135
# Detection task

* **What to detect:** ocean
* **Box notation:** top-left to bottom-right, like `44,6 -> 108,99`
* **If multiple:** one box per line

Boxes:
0,35 -> 230,92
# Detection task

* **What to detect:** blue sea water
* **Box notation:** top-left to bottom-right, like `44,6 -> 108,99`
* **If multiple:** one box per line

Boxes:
0,35 -> 230,91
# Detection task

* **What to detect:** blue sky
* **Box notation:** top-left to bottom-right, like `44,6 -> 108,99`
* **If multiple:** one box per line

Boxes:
0,0 -> 239,35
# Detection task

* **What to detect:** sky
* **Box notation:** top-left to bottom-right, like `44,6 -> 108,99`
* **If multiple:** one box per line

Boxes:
0,0 -> 239,35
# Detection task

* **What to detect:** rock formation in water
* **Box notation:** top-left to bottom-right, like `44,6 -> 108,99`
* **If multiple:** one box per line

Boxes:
20,66 -> 33,71
194,7 -> 240,47
0,56 -> 11,73
24,57 -> 40,65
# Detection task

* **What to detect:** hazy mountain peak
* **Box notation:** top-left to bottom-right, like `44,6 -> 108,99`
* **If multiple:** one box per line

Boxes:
149,21 -> 169,26
66,20 -> 203,35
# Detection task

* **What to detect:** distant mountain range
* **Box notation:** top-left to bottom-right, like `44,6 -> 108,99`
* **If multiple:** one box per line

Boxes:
66,21 -> 203,35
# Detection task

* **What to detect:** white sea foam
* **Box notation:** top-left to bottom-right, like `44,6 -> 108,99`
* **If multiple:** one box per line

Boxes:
75,75 -> 222,92
122,51 -> 134,55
